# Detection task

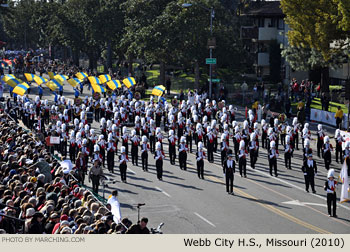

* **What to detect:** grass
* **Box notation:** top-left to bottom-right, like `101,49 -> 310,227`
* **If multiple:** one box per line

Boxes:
311,98 -> 348,114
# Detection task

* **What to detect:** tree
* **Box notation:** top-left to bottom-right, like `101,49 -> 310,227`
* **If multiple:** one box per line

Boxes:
281,0 -> 350,92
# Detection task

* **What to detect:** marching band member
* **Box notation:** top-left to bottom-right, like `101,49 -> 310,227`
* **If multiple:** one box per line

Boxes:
284,135 -> 293,170
238,141 -> 248,177
168,130 -> 177,165
223,149 -> 235,195
324,169 -> 337,217
242,120 -> 250,151
196,123 -> 204,150
303,138 -> 311,162
221,133 -> 229,168
334,129 -> 345,164
119,146 -> 129,183
179,136 -> 188,170
141,135 -> 150,171
249,132 -> 258,169
130,129 -> 140,166
149,119 -> 156,153
154,142 -> 165,180
69,131 -> 76,162
121,126 -> 129,155
317,124 -> 325,158
268,141 -> 279,177
156,127 -> 163,150
97,135 -> 106,167
107,133 -> 116,173
292,117 -> 299,150
185,119 -> 193,153
322,136 -> 333,170
92,144 -> 103,165
80,138 -> 90,169
178,112 -> 185,144
273,118 -> 280,150
206,126 -> 214,163
211,120 -> 218,152
60,123 -> 68,157
302,123 -> 311,149
302,149 -> 317,193
196,142 -> 206,179
233,126 -> 241,161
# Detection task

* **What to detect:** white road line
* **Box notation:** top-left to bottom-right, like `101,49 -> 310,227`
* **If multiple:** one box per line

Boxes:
127,168 -> 136,175
194,212 -> 216,228
155,186 -> 171,197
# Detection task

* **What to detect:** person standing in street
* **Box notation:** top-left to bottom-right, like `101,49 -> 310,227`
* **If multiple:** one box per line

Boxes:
284,135 -> 293,170
119,146 -> 129,183
322,136 -> 333,170
238,141 -> 248,177
155,142 -> 165,180
324,169 -> 338,217
223,149 -> 235,195
268,141 -> 279,177
141,136 -> 149,171
89,159 -> 104,193
196,142 -> 206,179
178,136 -> 188,170
335,106 -> 343,129
302,149 -> 317,193
317,124 -> 325,158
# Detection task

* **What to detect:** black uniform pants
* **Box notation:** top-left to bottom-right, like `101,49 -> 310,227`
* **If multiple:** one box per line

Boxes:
141,152 -> 148,171
327,192 -> 337,216
262,132 -> 267,148
239,158 -> 247,176
269,158 -> 278,176
186,136 -> 192,153
107,151 -> 114,172
225,169 -> 234,193
122,142 -> 128,155
119,163 -> 127,182
336,144 -> 342,163
156,159 -> 163,180
69,145 -> 76,163
91,175 -> 100,193
150,136 -> 155,153
207,143 -> 214,162
250,150 -> 257,169
284,152 -> 292,169
100,148 -> 105,167
324,153 -> 331,170
197,159 -> 204,179
304,174 -> 315,192
317,140 -> 323,158
221,149 -> 227,167
169,145 -> 176,164
179,151 -> 187,170
131,145 -> 138,166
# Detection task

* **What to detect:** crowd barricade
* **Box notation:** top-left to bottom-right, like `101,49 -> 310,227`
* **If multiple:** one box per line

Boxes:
310,108 -> 349,129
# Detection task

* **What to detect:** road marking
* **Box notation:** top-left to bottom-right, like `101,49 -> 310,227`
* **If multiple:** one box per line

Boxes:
194,212 -> 216,228
127,168 -> 136,175
206,175 -> 331,234
155,186 -> 171,197
282,200 -> 326,207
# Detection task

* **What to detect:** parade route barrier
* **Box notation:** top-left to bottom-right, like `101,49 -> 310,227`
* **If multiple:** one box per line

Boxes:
310,108 -> 348,129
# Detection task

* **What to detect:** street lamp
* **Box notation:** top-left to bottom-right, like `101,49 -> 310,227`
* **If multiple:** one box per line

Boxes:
182,2 -> 215,100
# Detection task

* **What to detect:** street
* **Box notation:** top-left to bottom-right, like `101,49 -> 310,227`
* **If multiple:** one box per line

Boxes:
2,76 -> 350,234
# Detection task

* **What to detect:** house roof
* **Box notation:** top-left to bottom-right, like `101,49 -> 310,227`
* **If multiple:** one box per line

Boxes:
244,1 -> 284,17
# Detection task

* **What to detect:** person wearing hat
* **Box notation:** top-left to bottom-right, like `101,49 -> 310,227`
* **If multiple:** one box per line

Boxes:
168,130 -> 177,165
206,126 -> 214,163
196,142 -> 206,179
119,146 -> 129,183
140,136 -> 149,171
324,169 -> 338,217
75,152 -> 87,185
121,126 -> 129,156
107,133 -> 116,173
92,144 -> 103,165
316,124 -> 325,158
334,129 -> 345,164
268,140 -> 279,177
89,159 -> 104,193
220,133 -> 229,168
154,142 -> 165,180
45,212 -> 60,234
130,129 -> 140,166
238,141 -> 248,177
322,136 -> 333,170
178,136 -> 188,170
302,149 -> 317,193
223,149 -> 235,195
249,132 -> 258,169
284,135 -> 293,170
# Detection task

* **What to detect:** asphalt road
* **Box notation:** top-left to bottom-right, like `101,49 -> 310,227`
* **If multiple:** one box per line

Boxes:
2,74 -> 350,234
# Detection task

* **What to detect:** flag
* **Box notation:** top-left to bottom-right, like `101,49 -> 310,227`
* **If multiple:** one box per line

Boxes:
68,78 -> 82,88
48,72 -> 56,79
107,195 -> 122,224
151,85 -> 166,96
76,72 -> 88,80
2,75 -> 23,88
122,77 -> 136,88
24,73 -> 36,82
91,83 -> 106,93
34,75 -> 48,85
98,74 -> 111,84
45,80 -> 59,91
88,76 -> 101,85
106,80 -> 121,90
12,83 -> 30,96
54,74 -> 69,85
340,161 -> 350,203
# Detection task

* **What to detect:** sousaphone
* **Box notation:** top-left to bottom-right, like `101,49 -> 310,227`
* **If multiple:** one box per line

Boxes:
134,92 -> 141,101
171,97 -> 178,107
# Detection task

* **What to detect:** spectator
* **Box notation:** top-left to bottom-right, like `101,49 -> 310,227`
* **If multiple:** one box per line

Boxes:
335,106 -> 343,130
126,217 -> 150,234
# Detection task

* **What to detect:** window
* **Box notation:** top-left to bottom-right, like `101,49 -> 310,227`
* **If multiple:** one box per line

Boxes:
277,18 -> 284,30
258,18 -> 265,27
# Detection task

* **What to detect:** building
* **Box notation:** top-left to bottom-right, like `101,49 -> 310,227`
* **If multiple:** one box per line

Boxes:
240,0 -> 307,84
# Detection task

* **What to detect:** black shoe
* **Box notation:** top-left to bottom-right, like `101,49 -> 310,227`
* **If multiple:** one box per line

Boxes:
333,215 -> 338,218
244,175 -> 247,178
312,190 -> 316,194
306,190 -> 309,193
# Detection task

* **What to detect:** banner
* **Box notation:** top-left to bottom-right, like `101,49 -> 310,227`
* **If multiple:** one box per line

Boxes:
322,111 -> 336,126
50,136 -> 60,144
339,161 -> 349,203
310,108 -> 348,128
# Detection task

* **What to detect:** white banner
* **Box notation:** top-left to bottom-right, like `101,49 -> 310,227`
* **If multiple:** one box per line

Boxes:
341,130 -> 350,150
322,111 -> 337,126
310,108 -> 349,128
310,109 -> 322,122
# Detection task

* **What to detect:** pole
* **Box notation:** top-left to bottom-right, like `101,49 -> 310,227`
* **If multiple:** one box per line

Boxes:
209,8 -> 213,100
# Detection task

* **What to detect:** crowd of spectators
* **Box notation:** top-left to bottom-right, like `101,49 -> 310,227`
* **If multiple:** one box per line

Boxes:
0,109 -> 146,234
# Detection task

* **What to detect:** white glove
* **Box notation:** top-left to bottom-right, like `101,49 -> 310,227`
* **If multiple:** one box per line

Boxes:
315,173 -> 317,176
303,173 -> 307,175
